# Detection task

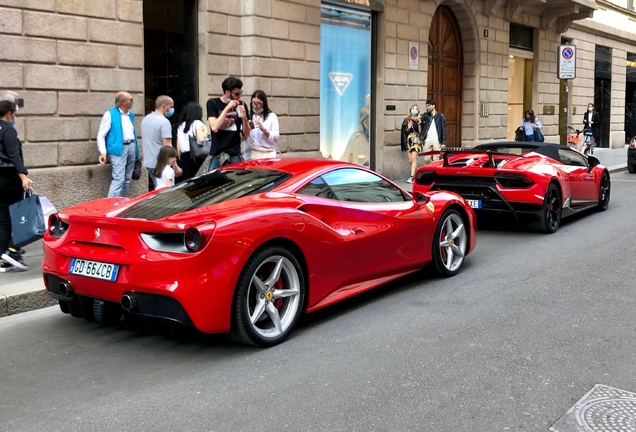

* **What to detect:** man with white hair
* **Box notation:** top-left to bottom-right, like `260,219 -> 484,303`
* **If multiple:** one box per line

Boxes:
96,91 -> 140,197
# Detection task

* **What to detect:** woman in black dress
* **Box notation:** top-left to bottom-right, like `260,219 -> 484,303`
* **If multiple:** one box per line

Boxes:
0,100 -> 33,272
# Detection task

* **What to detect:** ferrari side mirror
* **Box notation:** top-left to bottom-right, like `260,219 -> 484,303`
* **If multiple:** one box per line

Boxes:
414,192 -> 430,205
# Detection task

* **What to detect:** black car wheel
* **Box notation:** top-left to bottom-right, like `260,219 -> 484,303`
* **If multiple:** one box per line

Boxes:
528,183 -> 561,234
229,246 -> 305,347
597,173 -> 610,211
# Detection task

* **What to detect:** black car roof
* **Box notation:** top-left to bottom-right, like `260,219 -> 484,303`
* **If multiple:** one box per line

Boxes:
473,142 -> 569,163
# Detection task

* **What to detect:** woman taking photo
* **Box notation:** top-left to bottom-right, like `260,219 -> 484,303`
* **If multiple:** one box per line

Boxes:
400,104 -> 422,183
0,100 -> 33,272
248,90 -> 280,159
176,102 -> 208,182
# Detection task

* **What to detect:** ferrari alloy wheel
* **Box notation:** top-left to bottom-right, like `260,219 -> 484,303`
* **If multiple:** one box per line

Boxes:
597,173 -> 610,211
432,209 -> 467,277
230,246 -> 305,347
529,183 -> 561,234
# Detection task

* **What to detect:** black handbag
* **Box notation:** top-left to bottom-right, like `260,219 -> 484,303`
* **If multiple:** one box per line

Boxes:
189,135 -> 212,161
132,158 -> 142,180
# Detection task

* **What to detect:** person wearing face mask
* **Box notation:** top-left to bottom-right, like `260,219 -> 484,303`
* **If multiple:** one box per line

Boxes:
519,109 -> 543,142
0,99 -> 34,272
206,76 -> 251,170
96,91 -> 140,197
420,99 -> 446,164
582,103 -> 600,154
401,104 -> 423,183
141,95 -> 182,191
247,90 -> 280,160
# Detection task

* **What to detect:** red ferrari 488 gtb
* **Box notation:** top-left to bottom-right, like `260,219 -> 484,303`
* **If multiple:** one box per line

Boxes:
43,159 -> 477,346
414,143 -> 610,233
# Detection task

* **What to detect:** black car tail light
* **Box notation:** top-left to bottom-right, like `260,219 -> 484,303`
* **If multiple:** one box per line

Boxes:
185,228 -> 205,253
494,172 -> 534,189
48,213 -> 69,238
415,170 -> 436,185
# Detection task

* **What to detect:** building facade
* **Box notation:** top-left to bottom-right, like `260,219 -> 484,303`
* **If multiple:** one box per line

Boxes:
1,0 -> 635,208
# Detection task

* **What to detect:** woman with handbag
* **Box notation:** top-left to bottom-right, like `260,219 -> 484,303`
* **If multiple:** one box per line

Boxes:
400,104 -> 423,183
248,90 -> 280,160
176,102 -> 209,182
0,100 -> 33,272
520,109 -> 544,142
582,102 -> 600,155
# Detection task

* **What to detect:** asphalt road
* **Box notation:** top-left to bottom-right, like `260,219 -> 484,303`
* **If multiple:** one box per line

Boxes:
1,172 -> 635,432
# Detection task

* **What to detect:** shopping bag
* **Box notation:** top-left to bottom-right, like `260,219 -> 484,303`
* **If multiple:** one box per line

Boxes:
9,190 -> 46,248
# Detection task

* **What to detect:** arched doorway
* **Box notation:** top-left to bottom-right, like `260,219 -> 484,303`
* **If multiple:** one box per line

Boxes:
428,6 -> 463,147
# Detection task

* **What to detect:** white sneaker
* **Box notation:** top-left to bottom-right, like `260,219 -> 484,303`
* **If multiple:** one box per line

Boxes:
0,261 -> 16,273
406,176 -> 414,184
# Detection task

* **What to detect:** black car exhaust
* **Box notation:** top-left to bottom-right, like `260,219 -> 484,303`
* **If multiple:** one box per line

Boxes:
58,282 -> 74,299
121,294 -> 138,312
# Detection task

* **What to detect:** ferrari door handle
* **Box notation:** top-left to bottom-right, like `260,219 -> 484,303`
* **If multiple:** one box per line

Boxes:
352,228 -> 365,235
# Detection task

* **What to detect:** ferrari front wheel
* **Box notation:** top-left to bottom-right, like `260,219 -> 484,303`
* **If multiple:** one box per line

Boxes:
431,209 -> 467,277
529,183 -> 561,234
597,173 -> 610,211
230,246 -> 305,347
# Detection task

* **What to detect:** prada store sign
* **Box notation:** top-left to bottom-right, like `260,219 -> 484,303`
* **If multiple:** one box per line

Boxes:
328,0 -> 384,11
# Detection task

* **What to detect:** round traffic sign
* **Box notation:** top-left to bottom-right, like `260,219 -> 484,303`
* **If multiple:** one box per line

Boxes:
410,45 -> 418,61
562,47 -> 574,60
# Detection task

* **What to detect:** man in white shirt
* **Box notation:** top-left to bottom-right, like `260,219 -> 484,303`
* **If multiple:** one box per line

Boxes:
420,99 -> 446,164
97,91 -> 139,197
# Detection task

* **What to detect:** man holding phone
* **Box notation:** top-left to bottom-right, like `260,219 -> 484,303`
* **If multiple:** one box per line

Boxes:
206,76 -> 251,170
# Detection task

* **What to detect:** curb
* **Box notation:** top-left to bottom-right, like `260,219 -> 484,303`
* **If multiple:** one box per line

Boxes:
0,282 -> 56,318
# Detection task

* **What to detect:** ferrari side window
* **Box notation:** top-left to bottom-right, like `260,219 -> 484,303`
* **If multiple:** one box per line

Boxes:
321,169 -> 407,203
298,177 -> 335,200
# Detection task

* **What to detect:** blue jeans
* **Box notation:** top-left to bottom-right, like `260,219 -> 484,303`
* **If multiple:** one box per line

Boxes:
209,155 -> 241,170
107,143 -> 136,197
525,134 -> 535,142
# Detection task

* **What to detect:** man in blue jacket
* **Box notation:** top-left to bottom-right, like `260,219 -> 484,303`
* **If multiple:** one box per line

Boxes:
97,91 -> 139,197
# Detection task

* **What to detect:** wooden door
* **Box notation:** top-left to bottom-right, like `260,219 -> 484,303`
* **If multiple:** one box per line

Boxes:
428,6 -> 463,147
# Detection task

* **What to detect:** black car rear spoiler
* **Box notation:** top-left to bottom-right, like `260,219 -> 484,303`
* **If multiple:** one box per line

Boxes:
421,147 -> 528,168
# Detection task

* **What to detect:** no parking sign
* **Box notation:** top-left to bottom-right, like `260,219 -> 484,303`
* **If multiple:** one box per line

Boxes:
558,45 -> 577,79
409,42 -> 419,70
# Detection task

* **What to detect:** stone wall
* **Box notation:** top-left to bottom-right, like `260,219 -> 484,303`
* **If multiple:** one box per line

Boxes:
0,0 -> 146,209
200,0 -> 322,159
566,20 -> 635,147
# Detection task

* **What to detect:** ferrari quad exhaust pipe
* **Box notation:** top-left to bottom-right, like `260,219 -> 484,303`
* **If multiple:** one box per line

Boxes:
121,294 -> 138,312
58,282 -> 74,299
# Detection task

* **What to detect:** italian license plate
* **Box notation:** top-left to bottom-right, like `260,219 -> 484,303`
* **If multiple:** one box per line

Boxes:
69,258 -> 119,282
466,199 -> 482,209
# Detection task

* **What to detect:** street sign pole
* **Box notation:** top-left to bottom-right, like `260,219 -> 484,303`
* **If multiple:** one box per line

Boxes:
562,79 -> 568,146
557,45 -> 576,147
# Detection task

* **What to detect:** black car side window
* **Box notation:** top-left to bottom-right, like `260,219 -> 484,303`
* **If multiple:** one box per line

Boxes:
558,149 -> 587,167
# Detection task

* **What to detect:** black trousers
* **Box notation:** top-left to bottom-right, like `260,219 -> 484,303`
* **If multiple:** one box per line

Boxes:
176,152 -> 203,184
0,168 -> 24,253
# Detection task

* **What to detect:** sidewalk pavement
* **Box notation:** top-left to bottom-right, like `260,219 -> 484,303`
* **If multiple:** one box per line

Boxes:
0,145 -> 630,318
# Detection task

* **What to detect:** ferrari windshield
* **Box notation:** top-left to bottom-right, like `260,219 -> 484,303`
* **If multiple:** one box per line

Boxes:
118,168 -> 291,220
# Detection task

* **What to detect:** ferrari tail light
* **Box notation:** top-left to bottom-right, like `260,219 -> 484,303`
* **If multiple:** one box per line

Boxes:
494,172 -> 534,189
185,228 -> 204,252
48,213 -> 69,238
141,222 -> 214,254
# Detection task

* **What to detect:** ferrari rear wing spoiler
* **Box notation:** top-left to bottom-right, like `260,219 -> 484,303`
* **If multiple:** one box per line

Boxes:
421,147 -> 527,167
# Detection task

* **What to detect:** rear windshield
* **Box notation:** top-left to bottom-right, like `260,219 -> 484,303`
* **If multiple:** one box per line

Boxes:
118,168 -> 291,220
